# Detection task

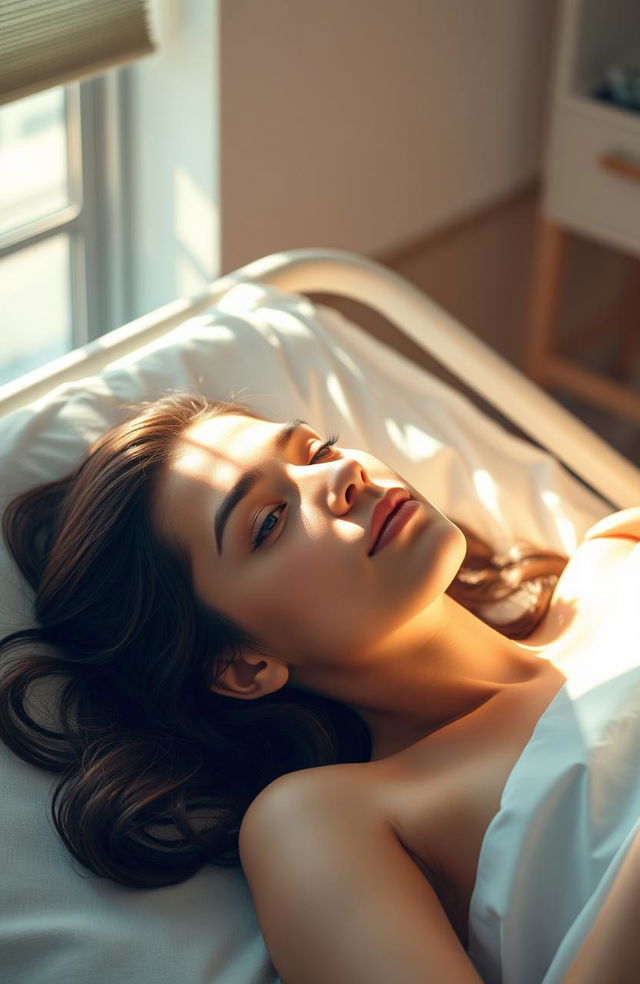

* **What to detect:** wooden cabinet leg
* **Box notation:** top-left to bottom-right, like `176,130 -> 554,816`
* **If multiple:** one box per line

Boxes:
524,217 -> 568,384
614,257 -> 640,382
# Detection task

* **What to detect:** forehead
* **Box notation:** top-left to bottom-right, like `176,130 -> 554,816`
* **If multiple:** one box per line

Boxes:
152,414 -> 274,534
169,412 -> 290,501
175,413 -> 273,473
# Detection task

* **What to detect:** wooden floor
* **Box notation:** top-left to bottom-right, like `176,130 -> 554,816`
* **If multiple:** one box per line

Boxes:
309,180 -> 640,469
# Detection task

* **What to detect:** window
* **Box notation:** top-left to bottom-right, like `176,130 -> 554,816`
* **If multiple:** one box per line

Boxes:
0,75 -> 126,387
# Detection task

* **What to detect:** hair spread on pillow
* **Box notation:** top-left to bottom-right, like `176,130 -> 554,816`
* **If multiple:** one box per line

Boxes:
0,393 -> 568,888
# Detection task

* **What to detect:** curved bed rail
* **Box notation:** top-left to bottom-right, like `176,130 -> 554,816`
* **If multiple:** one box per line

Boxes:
1,247 -> 639,508
222,248 -> 640,509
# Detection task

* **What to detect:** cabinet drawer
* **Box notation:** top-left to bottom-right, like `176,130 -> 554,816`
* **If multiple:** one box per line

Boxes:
544,106 -> 640,255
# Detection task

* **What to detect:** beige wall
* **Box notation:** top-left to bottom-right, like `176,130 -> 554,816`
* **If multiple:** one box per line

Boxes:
127,0 -> 219,318
220,0 -> 558,273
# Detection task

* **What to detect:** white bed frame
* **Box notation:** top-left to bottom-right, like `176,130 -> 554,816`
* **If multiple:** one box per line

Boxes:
1,247 -> 639,509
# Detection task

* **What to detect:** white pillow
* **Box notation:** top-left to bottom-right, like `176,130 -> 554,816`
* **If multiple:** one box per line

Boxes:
0,282 -> 609,984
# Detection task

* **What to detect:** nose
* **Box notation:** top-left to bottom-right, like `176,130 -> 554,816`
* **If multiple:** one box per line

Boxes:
327,456 -> 370,515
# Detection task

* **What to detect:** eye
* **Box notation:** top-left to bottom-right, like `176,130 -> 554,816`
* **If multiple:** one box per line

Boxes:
250,433 -> 341,550
309,432 -> 340,464
251,503 -> 286,551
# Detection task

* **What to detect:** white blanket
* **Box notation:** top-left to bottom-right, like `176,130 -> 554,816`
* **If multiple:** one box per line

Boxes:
469,542 -> 640,984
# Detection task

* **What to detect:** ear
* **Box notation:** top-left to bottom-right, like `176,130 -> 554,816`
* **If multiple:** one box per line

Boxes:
211,653 -> 289,700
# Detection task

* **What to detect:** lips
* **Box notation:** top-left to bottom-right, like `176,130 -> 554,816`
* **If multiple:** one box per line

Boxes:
368,488 -> 411,555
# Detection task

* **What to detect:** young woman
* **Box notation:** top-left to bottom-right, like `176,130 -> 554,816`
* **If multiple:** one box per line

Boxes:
1,392 -> 638,984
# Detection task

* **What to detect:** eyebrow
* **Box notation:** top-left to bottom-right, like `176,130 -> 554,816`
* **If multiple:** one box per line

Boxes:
214,418 -> 309,554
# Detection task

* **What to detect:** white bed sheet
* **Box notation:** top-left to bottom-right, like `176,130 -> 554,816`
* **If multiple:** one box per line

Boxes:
0,282 -> 611,983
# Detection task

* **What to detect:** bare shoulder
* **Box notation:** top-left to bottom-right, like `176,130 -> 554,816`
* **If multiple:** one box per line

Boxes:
240,758 -> 394,843
583,506 -> 640,542
238,762 -> 483,984
524,512 -> 639,649
554,514 -> 638,605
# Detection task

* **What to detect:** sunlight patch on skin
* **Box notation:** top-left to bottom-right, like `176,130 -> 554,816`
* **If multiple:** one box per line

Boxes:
170,418 -> 245,492
172,445 -> 208,476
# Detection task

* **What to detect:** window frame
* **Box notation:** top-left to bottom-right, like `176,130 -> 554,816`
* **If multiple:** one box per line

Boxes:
0,72 -> 128,366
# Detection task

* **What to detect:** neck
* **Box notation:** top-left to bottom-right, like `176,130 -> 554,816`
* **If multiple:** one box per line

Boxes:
292,593 -> 550,761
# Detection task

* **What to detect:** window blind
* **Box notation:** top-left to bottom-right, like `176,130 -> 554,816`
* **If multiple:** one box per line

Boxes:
0,0 -> 157,105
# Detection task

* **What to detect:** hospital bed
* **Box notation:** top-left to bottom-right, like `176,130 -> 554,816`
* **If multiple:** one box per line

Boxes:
1,248 -> 639,984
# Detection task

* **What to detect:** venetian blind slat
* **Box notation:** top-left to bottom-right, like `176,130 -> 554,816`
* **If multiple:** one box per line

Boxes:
0,0 -> 157,105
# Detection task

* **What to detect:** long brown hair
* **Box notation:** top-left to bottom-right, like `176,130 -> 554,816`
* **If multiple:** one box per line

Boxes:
0,393 -> 568,888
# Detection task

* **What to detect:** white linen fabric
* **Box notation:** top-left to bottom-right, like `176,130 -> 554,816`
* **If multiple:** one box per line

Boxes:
468,541 -> 640,984
0,282 -> 610,983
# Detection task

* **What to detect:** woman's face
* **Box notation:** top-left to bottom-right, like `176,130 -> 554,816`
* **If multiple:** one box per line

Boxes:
152,413 -> 466,674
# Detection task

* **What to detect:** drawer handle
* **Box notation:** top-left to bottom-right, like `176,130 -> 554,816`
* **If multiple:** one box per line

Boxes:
598,152 -> 640,183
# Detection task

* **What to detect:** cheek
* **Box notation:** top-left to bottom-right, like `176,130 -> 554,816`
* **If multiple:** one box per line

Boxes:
238,513 -> 465,660
247,533 -> 368,656
273,534 -> 350,601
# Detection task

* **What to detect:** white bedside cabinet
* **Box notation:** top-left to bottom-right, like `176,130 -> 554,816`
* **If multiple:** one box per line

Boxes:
527,0 -> 640,425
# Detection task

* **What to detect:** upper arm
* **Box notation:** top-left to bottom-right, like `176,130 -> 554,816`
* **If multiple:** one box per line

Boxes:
584,507 -> 640,543
239,769 -> 482,984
